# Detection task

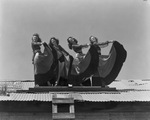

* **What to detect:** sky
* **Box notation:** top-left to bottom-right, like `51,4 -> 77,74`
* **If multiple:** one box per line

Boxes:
0,0 -> 150,81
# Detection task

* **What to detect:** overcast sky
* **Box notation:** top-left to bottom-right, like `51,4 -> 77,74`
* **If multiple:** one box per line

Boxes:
0,0 -> 150,81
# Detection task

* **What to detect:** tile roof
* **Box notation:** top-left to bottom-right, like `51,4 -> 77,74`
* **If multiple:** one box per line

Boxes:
79,91 -> 150,102
9,93 -> 53,101
0,96 -> 11,101
0,91 -> 150,102
0,79 -> 150,102
1,79 -> 150,91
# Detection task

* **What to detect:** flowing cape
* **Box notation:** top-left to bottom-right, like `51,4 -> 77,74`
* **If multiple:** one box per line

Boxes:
92,41 -> 127,85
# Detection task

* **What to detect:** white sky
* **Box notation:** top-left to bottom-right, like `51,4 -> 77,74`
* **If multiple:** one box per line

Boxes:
0,0 -> 150,80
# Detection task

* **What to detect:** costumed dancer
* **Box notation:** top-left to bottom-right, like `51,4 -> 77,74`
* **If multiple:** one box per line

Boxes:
67,37 -> 89,74
31,33 -> 43,64
49,37 -> 70,86
49,37 -> 69,60
89,36 -> 114,87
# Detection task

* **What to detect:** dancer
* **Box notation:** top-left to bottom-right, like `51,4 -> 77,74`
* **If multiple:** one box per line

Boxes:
89,36 -> 114,87
49,37 -> 70,86
67,37 -> 89,74
31,33 -> 43,64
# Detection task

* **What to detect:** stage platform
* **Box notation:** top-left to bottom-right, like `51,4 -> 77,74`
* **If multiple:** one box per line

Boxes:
16,86 -> 117,93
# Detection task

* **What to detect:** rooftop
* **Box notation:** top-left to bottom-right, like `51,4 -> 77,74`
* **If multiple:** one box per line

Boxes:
0,79 -> 150,102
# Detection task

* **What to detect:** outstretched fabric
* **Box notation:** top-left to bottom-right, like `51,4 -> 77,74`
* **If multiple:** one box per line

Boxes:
34,43 -> 56,86
34,43 -> 53,75
92,41 -> 127,85
68,45 -> 99,85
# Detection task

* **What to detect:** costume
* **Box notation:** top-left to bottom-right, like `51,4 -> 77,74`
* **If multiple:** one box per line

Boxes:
31,41 -> 42,63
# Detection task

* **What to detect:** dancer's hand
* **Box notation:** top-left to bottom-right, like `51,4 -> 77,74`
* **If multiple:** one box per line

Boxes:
42,42 -> 47,45
86,43 -> 91,46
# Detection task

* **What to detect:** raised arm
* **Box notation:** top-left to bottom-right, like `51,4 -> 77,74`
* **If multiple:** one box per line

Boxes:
72,43 -> 89,49
97,40 -> 114,48
80,44 -> 89,48
32,41 -> 43,45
